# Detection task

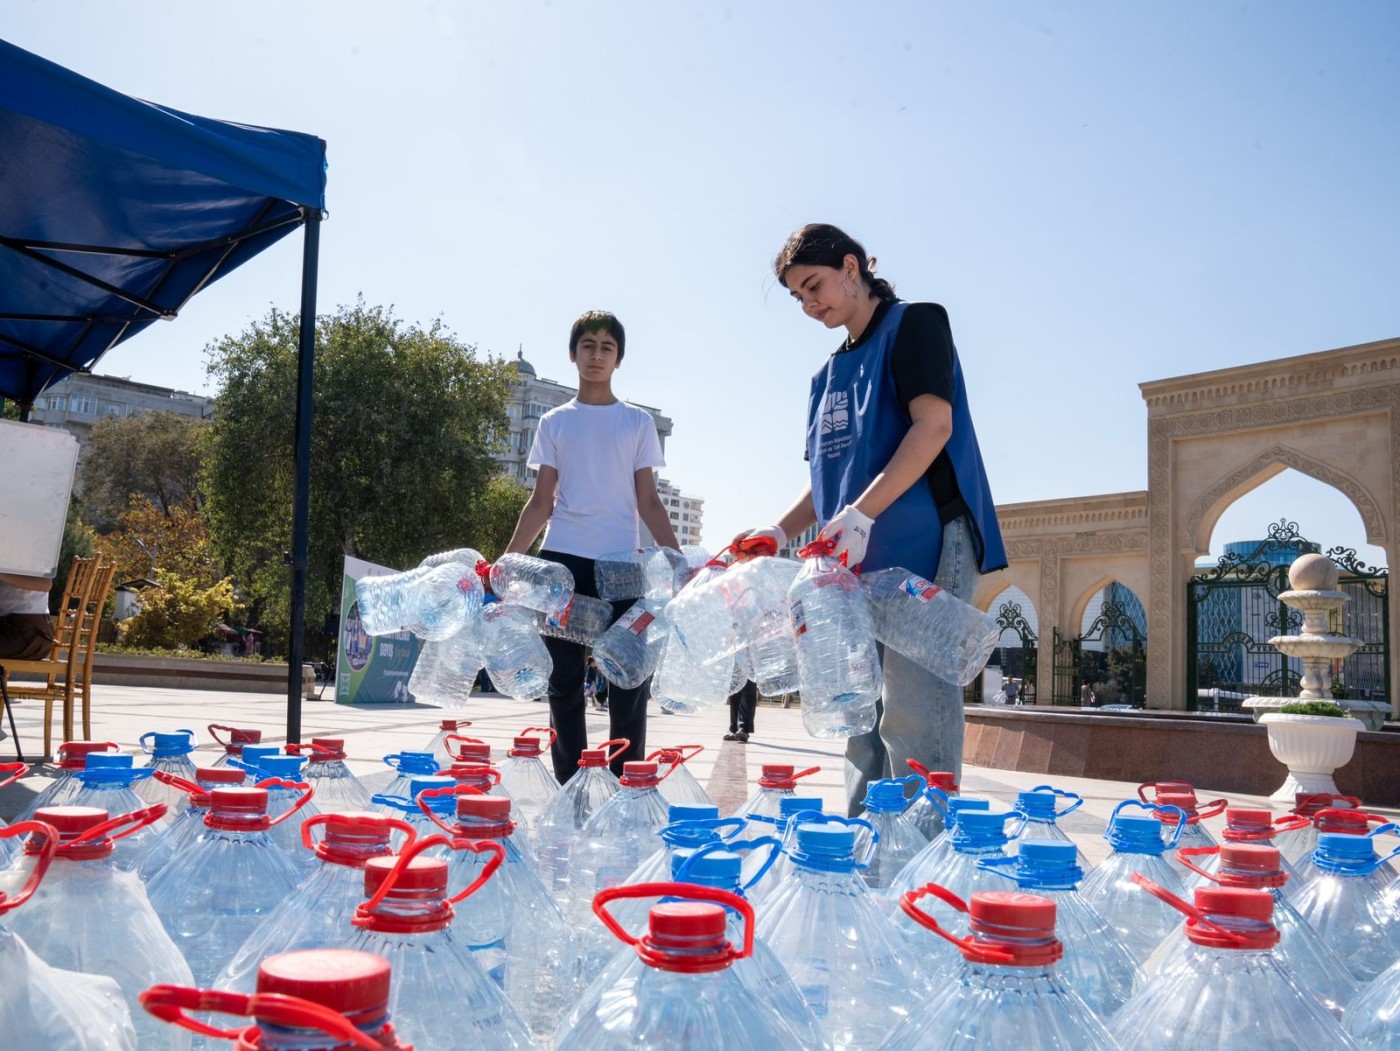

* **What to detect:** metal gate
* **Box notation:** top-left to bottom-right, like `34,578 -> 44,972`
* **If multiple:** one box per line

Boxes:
1052,602 -> 1147,707
1186,519 -> 1389,712
963,600 -> 1038,705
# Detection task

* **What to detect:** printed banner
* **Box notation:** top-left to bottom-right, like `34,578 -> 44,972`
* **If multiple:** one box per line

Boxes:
335,555 -> 420,705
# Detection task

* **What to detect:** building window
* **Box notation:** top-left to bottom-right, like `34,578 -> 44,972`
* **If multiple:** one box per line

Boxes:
103,403 -> 122,416
69,395 -> 96,415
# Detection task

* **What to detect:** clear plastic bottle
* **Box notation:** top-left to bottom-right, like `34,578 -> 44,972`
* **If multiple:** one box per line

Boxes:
858,776 -> 930,897
566,762 -> 673,936
373,750 -> 442,812
881,885 -> 1121,1050
372,775 -> 460,847
650,627 -> 735,713
620,805 -> 729,890
7,804 -> 194,1050
345,838 -> 536,1051
488,552 -> 575,615
663,544 -> 714,596
648,744 -> 712,808
215,811 -> 415,994
1273,791 -> 1363,867
903,761 -> 958,839
1292,807 -> 1399,887
747,629 -> 801,697
1112,882 -> 1358,1050
481,600 -> 554,699
1148,843 -> 1356,1019
534,741 -> 628,894
232,755 -> 322,871
355,560 -> 484,640
138,948 -> 414,1051
1348,955 -> 1400,1049
0,818 -> 139,1050
861,567 -> 1002,687
740,795 -> 828,905
1012,786 -> 1090,870
885,796 -> 991,899
131,766 -> 247,882
287,738 -> 373,814
978,840 -> 1140,1019
663,558 -> 736,666
133,730 -> 198,821
421,794 -> 580,1042
1291,829 -> 1400,985
560,882 -> 810,1051
788,552 -> 882,738
205,725 -> 263,770
733,763 -> 823,821
538,592 -> 616,646
408,618 -> 486,708
68,753 -> 160,871
594,548 -> 655,601
720,555 -> 802,653
757,821 -> 921,1050
423,718 -> 474,766
593,598 -> 668,689
1137,782 -> 1226,880
1077,801 -> 1190,966
1183,807 -> 1307,896
887,807 -> 1020,907
12,739 -> 120,821
498,727 -> 561,845
144,785 -> 312,985
421,546 -> 488,571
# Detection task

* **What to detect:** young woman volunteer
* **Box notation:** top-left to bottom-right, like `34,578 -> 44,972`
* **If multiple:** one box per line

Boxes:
736,223 -> 1007,815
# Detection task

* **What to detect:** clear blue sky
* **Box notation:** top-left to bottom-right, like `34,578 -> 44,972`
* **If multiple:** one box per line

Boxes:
8,1 -> 1398,572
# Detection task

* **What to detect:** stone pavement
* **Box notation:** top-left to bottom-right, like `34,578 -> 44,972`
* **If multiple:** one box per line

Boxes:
3,684 -> 1396,867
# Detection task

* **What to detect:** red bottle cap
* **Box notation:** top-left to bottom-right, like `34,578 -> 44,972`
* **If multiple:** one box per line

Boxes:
578,749 -> 607,767
30,806 -> 113,860
926,771 -> 959,791
206,787 -> 270,830
1194,886 -> 1274,922
447,762 -> 497,788
453,742 -> 492,763
309,738 -> 346,761
457,795 -> 512,821
195,767 -> 246,784
760,764 -> 794,782
256,949 -> 391,1024
968,890 -> 1058,941
55,741 -> 118,770
363,855 -> 448,896
621,761 -> 659,787
438,719 -> 468,732
229,728 -> 262,744
1316,809 -> 1369,834
647,901 -> 728,950
1155,791 -> 1200,820
1217,844 -> 1285,879
1225,807 -> 1272,829
509,736 -> 542,757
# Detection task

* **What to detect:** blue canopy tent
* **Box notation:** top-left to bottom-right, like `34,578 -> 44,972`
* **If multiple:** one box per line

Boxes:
0,39 -> 326,747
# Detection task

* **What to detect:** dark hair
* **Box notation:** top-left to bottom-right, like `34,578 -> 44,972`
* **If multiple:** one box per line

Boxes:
569,310 -> 626,363
773,223 -> 896,302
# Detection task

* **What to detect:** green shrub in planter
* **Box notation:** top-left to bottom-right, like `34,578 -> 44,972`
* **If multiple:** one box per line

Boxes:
1278,701 -> 1348,718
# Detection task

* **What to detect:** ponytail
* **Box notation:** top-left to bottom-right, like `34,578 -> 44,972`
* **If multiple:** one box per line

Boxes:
775,223 -> 896,302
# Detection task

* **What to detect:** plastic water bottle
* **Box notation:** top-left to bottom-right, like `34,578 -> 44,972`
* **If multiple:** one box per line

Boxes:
904,761 -> 958,839
422,794 -> 580,1041
374,750 -> 442,812
1077,801 -> 1190,966
215,811 -> 415,994
757,820 -> 921,1050
560,882 -> 811,1051
1138,782 -> 1226,880
1183,807 -> 1307,895
888,808 -> 1020,906
885,796 -> 991,898
0,818 -> 139,1050
592,598 -> 668,689
12,739 -> 120,821
733,763 -> 823,821
1273,791 -> 1362,867
662,557 -> 736,666
594,548 -> 656,601
721,555 -> 802,650
533,741 -> 628,893
618,807 -> 746,898
861,567 -> 1002,687
205,724 -> 263,770
977,840 -> 1139,1019
1348,954 -> 1400,1049
1291,829 -> 1400,984
650,627 -> 735,713
139,948 -> 414,1051
481,601 -> 554,699
134,730 -> 198,820
346,837 -> 536,1050
421,545 -> 487,570
69,753 -> 159,870
7,805 -> 195,1050
409,617 -> 487,708
1113,881 -> 1357,1050
1013,787 -> 1090,870
132,766 -> 248,882
445,735 -> 494,765
287,738 -> 373,814
648,744 -> 713,807
145,784 -> 312,985
423,718 -> 473,766
498,727 -> 562,844
355,560 -> 484,640
566,761 -> 672,931
1292,807 -> 1399,887
735,795 -> 827,904
1149,843 -> 1356,1018
747,629 -> 801,697
788,551 -> 882,738
488,553 -> 574,615
372,775 -> 460,846
232,755 -> 322,870
858,776 -> 930,895
538,592 -> 616,646
882,885 -> 1121,1050
0,762 -> 27,865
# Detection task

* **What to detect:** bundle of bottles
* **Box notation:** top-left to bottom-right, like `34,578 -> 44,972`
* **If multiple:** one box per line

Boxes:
355,542 -> 1003,739
2,729 -> 1399,1050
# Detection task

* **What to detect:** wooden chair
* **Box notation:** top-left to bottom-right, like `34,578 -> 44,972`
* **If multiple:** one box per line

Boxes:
0,557 -> 115,760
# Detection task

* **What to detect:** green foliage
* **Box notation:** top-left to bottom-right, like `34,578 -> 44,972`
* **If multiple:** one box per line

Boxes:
118,569 -> 239,650
52,501 -> 96,615
201,299 -> 515,650
95,641 -> 269,663
1,399 -> 19,421
78,411 -> 209,531
472,475 -> 533,561
1278,700 -> 1349,718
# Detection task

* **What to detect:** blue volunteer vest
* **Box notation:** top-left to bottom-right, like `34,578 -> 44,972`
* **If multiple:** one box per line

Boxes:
806,300 -> 1007,580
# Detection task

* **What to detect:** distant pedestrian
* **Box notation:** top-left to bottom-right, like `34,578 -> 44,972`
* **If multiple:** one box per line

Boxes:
999,678 -> 1020,705
725,680 -> 757,742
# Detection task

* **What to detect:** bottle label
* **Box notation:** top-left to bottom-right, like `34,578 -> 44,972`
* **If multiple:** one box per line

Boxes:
791,599 -> 808,638
900,575 -> 941,602
546,597 -> 575,630
618,607 -> 655,635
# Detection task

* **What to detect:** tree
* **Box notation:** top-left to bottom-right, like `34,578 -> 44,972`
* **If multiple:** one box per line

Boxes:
202,300 -> 515,651
79,411 -> 209,531
93,495 -> 222,588
118,569 -> 239,650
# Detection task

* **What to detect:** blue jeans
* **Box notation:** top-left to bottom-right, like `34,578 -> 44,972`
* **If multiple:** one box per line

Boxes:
844,516 -> 980,816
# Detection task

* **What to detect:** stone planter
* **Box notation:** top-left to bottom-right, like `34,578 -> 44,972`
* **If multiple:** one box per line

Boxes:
1260,712 -> 1365,802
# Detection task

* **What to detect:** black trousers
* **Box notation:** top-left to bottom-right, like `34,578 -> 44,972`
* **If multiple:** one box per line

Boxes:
727,680 -> 757,734
540,550 -> 650,782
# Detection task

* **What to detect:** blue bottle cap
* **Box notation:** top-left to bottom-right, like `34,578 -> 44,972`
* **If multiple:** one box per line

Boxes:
863,779 -> 912,813
240,745 -> 283,767
1109,815 -> 1168,854
954,810 -> 1017,848
947,797 -> 991,817
779,796 -> 824,818
144,731 -> 196,757
252,755 -> 306,780
671,847 -> 742,885
1314,832 -> 1377,865
77,752 -> 149,784
85,753 -> 134,771
669,803 -> 719,823
794,823 -> 855,857
408,776 -> 457,811
1016,791 -> 1059,820
387,751 -> 440,776
1016,840 -> 1082,887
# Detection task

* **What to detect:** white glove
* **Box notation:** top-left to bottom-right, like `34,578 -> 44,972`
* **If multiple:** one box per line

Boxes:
733,525 -> 787,559
819,505 -> 874,568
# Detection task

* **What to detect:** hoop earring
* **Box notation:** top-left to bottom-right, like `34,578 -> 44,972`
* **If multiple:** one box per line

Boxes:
843,274 -> 859,298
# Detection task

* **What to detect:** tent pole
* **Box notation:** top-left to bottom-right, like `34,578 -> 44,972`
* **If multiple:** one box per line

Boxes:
286,208 -> 321,744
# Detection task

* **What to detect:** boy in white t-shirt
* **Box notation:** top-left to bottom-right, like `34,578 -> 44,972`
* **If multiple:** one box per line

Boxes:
504,311 -> 679,782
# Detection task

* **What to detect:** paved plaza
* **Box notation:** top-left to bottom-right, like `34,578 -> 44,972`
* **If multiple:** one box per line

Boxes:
2,684 -> 1396,867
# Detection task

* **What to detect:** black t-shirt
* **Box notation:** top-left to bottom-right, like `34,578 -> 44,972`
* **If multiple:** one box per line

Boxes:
829,299 -> 968,524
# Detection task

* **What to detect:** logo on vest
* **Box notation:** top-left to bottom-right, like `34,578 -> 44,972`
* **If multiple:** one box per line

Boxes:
820,390 -> 849,434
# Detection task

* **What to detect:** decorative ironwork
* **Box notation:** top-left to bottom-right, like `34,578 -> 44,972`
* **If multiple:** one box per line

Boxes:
1053,600 -> 1147,707
964,599 -> 1039,705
